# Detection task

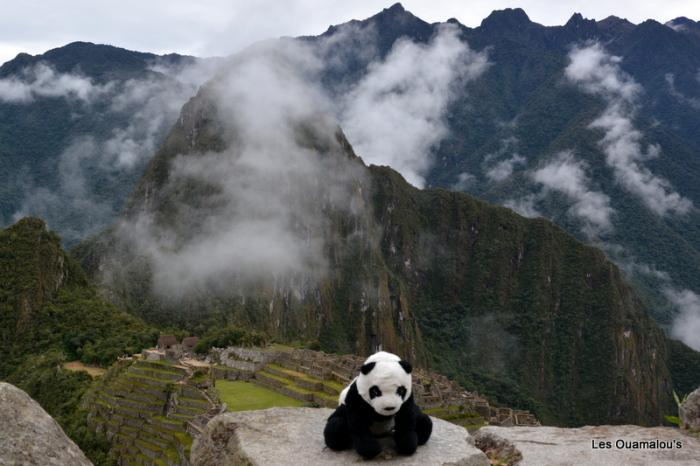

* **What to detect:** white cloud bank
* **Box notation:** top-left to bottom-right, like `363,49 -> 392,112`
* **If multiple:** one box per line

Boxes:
565,42 -> 692,216
486,153 -> 526,182
10,59 -> 216,243
0,63 -> 110,103
606,246 -> 700,352
114,40 -> 366,297
340,24 -> 489,188
532,151 -> 614,237
502,151 -> 613,237
504,194 -> 541,218
664,287 -> 700,351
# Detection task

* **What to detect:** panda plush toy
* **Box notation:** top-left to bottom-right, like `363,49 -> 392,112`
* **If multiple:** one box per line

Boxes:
323,351 -> 432,459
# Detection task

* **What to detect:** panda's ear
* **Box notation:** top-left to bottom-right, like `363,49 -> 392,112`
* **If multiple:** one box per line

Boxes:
399,360 -> 412,374
360,362 -> 376,375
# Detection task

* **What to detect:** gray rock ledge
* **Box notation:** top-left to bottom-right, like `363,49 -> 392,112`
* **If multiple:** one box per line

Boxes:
191,407 -> 489,465
474,424 -> 700,466
680,386 -> 700,432
0,382 -> 92,466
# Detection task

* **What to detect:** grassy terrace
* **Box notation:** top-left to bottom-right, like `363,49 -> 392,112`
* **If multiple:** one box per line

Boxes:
267,363 -> 345,393
215,380 -> 305,411
62,360 -> 107,377
423,406 -> 487,431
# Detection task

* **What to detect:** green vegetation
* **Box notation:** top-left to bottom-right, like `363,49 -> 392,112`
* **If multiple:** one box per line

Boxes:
0,218 -> 156,374
215,380 -> 305,411
0,218 -> 156,465
423,405 -> 487,431
667,339 -> 700,397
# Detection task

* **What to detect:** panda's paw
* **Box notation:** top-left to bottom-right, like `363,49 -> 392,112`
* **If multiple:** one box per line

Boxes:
394,431 -> 418,455
416,412 -> 432,445
354,436 -> 382,459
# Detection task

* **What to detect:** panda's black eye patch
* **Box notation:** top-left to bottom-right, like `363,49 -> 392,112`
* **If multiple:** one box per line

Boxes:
369,385 -> 382,399
396,386 -> 407,399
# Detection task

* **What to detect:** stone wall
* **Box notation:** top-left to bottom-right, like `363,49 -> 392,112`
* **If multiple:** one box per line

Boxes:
209,347 -> 275,373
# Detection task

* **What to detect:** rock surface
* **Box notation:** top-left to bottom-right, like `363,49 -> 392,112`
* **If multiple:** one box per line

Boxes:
0,382 -> 92,466
191,407 -> 489,465
474,425 -> 700,465
680,387 -> 700,432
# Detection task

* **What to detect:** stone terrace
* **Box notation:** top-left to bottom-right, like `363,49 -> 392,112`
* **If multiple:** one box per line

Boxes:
88,359 -> 221,466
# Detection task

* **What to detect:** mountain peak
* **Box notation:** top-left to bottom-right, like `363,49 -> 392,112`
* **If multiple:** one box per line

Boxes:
667,16 -> 696,26
597,15 -> 636,33
385,2 -> 405,13
480,8 -> 532,30
565,12 -> 595,27
372,1 -> 420,23
666,17 -> 700,32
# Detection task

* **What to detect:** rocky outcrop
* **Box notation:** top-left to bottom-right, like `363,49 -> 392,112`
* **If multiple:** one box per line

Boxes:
680,387 -> 700,432
474,425 -> 700,465
191,407 -> 489,465
0,382 -> 92,466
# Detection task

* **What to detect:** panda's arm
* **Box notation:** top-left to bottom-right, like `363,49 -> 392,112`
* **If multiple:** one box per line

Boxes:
344,382 -> 382,458
393,395 -> 420,455
394,394 -> 418,433
344,382 -> 373,434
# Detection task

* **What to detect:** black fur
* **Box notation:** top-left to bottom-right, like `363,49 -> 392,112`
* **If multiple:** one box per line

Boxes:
323,381 -> 433,459
360,362 -> 376,375
399,360 -> 412,374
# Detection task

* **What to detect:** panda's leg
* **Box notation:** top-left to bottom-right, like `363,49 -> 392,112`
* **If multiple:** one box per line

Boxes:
352,433 -> 383,459
414,405 -> 433,446
393,429 -> 418,455
324,405 -> 353,451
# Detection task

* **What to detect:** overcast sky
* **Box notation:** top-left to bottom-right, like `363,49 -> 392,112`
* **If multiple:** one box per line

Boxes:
2,0 -> 699,65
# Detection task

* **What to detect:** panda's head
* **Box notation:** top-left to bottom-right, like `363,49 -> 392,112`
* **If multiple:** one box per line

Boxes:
356,351 -> 412,416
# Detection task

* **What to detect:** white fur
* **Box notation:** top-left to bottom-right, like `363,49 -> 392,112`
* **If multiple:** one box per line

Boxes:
338,351 -> 412,416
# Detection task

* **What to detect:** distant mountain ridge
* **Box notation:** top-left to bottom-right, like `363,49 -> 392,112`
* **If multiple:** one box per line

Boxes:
0,42 -> 215,245
0,41 -> 195,78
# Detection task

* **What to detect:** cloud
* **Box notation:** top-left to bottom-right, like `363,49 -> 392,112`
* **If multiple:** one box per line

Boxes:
480,136 -> 525,182
0,63 -> 110,103
504,194 -> 541,218
565,43 -> 640,100
666,19 -> 688,32
565,42 -> 692,216
452,172 -> 475,190
663,287 -> 700,351
340,24 -> 489,188
604,244 -> 699,351
112,39 -> 367,297
532,150 -> 614,237
486,154 -> 526,182
665,72 -> 700,109
11,59 -> 216,243
12,138 -> 116,243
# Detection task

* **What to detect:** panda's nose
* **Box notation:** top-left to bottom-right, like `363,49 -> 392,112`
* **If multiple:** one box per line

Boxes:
384,406 -> 396,412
